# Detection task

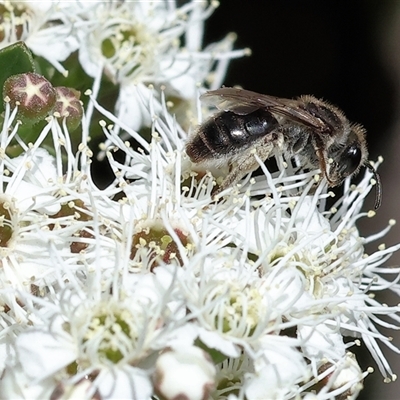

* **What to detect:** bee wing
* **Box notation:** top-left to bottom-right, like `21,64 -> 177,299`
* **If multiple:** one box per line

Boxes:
201,87 -> 325,130
201,88 -> 262,114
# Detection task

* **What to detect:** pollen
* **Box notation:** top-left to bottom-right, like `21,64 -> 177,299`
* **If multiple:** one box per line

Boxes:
130,220 -> 192,270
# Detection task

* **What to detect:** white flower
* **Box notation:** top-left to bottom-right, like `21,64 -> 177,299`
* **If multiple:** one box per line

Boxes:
0,103 -> 105,290
0,111 -> 61,291
1,269 -> 173,399
75,1 -> 244,90
298,353 -> 367,400
93,86 -> 400,398
245,340 -> 308,400
74,1 -> 248,130
0,0 -> 79,75
0,4 -> 398,396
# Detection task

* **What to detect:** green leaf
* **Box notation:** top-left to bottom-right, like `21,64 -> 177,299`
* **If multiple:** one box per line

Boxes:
0,41 -> 35,112
195,338 -> 228,364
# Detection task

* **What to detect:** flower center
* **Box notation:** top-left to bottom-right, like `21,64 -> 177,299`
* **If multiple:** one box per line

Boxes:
131,221 -> 191,270
100,18 -> 158,81
84,305 -> 134,364
204,281 -> 266,337
82,302 -> 140,364
49,199 -> 93,253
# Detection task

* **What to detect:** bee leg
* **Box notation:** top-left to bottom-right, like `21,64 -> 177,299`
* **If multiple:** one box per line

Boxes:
212,161 -> 249,196
212,143 -> 274,196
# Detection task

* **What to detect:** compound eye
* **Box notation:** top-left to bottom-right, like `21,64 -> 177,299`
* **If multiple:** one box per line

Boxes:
339,144 -> 362,177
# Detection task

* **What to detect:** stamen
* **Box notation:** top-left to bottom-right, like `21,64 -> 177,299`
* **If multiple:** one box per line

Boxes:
365,161 -> 382,209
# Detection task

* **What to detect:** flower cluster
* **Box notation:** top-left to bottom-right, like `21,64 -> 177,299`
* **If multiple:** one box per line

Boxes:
0,84 -> 398,399
0,1 -> 398,400
0,0 -> 249,133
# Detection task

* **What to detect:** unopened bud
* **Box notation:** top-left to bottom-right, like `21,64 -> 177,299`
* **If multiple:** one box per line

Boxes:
54,86 -> 83,132
153,346 -> 216,400
3,72 -> 56,124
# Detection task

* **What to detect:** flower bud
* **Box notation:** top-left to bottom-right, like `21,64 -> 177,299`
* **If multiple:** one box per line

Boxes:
153,346 -> 216,400
54,86 -> 83,132
3,72 -> 56,124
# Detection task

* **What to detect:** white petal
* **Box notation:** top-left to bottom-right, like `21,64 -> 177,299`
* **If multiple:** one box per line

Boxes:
97,365 -> 153,400
16,330 -> 77,381
0,363 -> 55,399
298,323 -> 346,360
115,85 -> 152,132
246,342 -> 308,399
27,25 -> 79,64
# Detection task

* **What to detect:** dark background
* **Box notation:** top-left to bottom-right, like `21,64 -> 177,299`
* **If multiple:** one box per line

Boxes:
202,1 -> 400,399
203,0 -> 395,157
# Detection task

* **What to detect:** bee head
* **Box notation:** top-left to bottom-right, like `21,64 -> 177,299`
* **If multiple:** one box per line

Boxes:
325,124 -> 381,209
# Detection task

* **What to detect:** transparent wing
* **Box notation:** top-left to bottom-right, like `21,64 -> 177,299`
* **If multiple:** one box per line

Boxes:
201,87 -> 326,130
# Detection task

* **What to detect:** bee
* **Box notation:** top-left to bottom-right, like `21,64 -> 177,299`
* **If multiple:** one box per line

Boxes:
186,87 -> 382,209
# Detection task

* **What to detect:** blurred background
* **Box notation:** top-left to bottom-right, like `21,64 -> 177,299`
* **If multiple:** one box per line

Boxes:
203,1 -> 400,398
